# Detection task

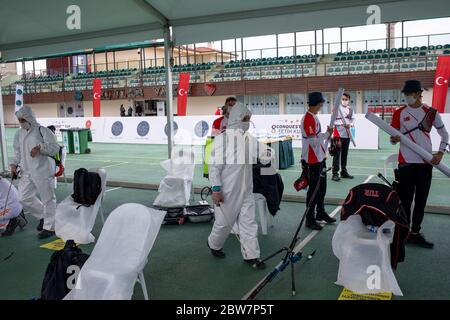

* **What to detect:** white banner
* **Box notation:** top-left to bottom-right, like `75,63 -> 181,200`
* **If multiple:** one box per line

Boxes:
37,114 -> 386,150
15,84 -> 24,113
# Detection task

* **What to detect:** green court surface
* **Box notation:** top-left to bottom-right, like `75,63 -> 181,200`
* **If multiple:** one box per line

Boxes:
2,128 -> 450,208
1,186 -> 449,300
1,128 -> 450,300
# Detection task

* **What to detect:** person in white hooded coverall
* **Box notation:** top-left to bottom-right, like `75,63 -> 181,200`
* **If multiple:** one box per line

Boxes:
207,103 -> 273,269
11,106 -> 60,239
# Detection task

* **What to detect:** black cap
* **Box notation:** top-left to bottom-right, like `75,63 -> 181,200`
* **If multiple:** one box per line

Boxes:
402,80 -> 423,93
308,92 -> 325,106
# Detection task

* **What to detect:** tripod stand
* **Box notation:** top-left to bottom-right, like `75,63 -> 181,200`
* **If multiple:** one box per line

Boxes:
246,165 -> 329,300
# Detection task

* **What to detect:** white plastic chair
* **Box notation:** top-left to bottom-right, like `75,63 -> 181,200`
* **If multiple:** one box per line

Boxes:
253,193 -> 273,235
55,168 -> 107,244
153,152 -> 195,208
384,154 -> 398,177
64,203 -> 166,300
332,214 -> 403,296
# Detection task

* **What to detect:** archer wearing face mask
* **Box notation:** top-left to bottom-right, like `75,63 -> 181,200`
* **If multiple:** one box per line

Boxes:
207,103 -> 273,269
11,106 -> 60,239
390,80 -> 449,249
331,93 -> 355,181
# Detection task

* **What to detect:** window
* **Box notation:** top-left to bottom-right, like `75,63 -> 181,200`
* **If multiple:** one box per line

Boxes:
285,93 -> 306,114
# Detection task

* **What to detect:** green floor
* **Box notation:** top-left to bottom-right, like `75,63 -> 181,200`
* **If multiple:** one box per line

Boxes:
1,186 -> 449,300
1,128 -> 450,300
2,128 -> 450,207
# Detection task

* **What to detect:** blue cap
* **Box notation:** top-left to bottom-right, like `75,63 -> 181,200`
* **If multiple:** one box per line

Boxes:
402,80 -> 423,93
308,92 -> 325,106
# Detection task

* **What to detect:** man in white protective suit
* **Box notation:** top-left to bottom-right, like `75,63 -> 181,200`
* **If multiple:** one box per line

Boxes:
10,106 -> 60,239
207,103 -> 273,269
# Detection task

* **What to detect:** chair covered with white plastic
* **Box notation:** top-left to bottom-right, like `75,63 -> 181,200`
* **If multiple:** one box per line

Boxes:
153,151 -> 195,208
64,203 -> 166,300
55,168 -> 107,244
253,193 -> 273,235
332,214 -> 403,296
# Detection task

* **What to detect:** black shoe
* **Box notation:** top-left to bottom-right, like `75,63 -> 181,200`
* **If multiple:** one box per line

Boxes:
37,219 -> 44,232
341,171 -> 354,179
407,233 -> 434,249
244,258 -> 266,269
38,229 -> 55,239
332,173 -> 341,181
207,241 -> 226,258
316,212 -> 337,224
1,214 -> 28,237
306,220 -> 323,230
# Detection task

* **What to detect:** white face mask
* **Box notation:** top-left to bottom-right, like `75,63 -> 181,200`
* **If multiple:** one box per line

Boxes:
405,95 -> 417,106
341,100 -> 349,107
20,122 -> 31,130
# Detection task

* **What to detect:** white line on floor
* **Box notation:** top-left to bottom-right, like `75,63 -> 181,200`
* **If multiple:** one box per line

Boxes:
241,174 -> 375,300
105,187 -> 122,193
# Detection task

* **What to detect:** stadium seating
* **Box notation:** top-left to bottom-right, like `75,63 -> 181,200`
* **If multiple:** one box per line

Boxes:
10,43 -> 450,94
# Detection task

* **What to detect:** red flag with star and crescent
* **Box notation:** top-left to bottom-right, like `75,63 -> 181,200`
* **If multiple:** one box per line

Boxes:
432,56 -> 450,113
93,78 -> 102,117
177,73 -> 190,116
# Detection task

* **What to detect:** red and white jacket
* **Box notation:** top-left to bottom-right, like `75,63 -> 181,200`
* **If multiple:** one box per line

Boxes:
301,111 -> 329,164
212,116 -> 228,136
391,104 -> 449,164
333,105 -> 355,138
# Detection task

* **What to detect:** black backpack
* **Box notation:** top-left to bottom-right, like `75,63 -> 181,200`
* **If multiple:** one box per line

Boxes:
40,240 -> 90,300
72,168 -> 102,206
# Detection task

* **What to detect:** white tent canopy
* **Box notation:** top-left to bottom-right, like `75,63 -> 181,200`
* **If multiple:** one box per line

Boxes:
1,0 -> 450,170
2,0 -> 450,61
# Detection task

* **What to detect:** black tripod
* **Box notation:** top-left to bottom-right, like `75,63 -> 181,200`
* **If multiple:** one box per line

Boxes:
246,165 -> 329,300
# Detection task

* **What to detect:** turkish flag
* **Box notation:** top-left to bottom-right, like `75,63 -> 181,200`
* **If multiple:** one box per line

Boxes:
215,107 -> 222,115
177,73 -> 190,116
432,56 -> 450,113
93,78 -> 102,117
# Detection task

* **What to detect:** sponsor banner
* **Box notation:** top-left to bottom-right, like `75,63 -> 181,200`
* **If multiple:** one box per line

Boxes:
15,84 -> 24,112
36,114 -> 391,150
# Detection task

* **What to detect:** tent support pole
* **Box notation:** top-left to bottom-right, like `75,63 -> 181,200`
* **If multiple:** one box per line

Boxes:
164,25 -> 174,159
0,83 -> 9,173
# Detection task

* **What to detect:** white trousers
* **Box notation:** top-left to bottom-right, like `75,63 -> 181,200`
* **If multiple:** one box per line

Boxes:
18,175 -> 56,231
208,192 -> 260,260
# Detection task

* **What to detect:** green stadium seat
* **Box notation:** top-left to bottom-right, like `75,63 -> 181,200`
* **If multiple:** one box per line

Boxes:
397,48 -> 404,52
337,52 -> 343,56
356,51 -> 363,55
420,46 -> 427,51
396,53 -> 403,58
419,51 -> 427,56
369,50 -> 376,54
390,48 -> 398,52
368,55 -> 374,59
376,49 -> 383,54
444,50 -> 450,55
403,52 -> 411,57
